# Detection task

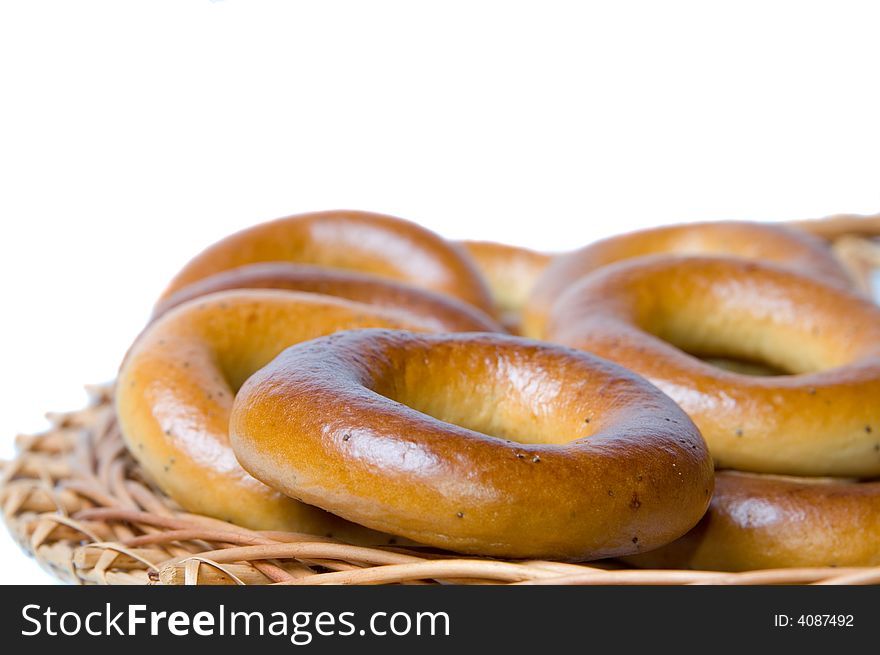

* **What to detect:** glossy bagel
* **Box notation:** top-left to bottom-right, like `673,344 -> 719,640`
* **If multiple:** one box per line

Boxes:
115,290 -> 480,543
791,213 -> 880,240
160,210 -> 494,314
546,257 -> 880,477
230,329 -> 714,560
154,262 -> 502,333
627,471 -> 880,570
524,221 -> 855,338
458,240 -> 553,332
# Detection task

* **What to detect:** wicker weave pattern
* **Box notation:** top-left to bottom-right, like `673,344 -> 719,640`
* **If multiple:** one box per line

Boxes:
2,216 -> 879,585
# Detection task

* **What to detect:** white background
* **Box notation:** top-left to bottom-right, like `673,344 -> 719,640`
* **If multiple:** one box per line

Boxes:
1,1 -> 879,584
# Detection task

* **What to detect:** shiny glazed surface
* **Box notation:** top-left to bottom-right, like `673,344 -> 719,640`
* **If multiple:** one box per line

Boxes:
154,262 -> 502,333
230,329 -> 714,560
524,220 -> 855,338
458,240 -> 553,332
115,290 -> 469,543
627,471 -> 880,570
160,210 -> 495,313
547,257 -> 880,477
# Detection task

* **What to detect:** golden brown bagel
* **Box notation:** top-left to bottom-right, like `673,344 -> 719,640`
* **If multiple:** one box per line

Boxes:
160,210 -> 494,314
154,262 -> 502,333
230,329 -> 714,561
116,290 -> 488,543
524,221 -> 856,338
791,212 -> 880,240
546,257 -> 880,477
458,240 -> 553,333
627,471 -> 880,570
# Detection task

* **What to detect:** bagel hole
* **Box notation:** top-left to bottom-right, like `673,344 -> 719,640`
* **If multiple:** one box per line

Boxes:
617,264 -> 870,375
645,315 -> 836,376
371,346 -> 599,445
697,356 -> 788,377
379,383 -> 587,445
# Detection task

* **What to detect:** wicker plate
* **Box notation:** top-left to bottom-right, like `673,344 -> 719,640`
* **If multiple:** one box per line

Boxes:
2,216 -> 879,585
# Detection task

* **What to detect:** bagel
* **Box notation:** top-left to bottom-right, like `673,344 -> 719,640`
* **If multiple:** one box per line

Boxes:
230,329 -> 714,560
458,240 -> 552,333
116,289 -> 493,543
154,262 -> 502,333
159,209 -> 494,314
627,471 -> 880,570
546,256 -> 880,477
791,212 -> 880,240
524,221 -> 856,338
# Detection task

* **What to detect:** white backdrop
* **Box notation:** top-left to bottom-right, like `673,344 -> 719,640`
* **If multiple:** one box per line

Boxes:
1,1 -> 879,584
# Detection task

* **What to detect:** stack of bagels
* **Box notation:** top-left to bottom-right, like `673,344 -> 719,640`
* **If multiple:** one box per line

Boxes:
116,210 -> 880,570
